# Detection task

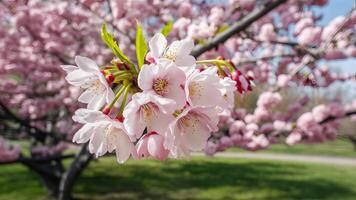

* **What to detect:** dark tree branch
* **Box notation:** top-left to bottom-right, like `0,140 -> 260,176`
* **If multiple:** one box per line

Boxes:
238,53 -> 296,64
0,153 -> 75,196
0,154 -> 75,165
0,101 -> 48,142
320,110 -> 356,124
191,0 -> 287,58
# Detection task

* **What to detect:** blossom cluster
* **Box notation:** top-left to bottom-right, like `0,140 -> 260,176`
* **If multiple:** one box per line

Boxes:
0,137 -> 20,162
63,32 -> 242,163
205,93 -> 354,155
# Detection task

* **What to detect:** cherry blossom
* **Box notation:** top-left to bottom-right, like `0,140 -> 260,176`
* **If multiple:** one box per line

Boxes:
72,109 -> 134,163
185,67 -> 223,108
147,33 -> 196,69
61,56 -> 114,110
123,91 -> 175,139
136,131 -> 170,160
138,60 -> 186,109
164,106 -> 219,158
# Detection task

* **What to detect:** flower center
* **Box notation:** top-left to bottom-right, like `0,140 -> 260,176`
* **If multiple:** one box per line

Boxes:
84,80 -> 101,93
164,44 -> 179,61
177,114 -> 201,135
179,115 -> 191,128
105,126 -> 119,151
153,79 -> 169,95
141,103 -> 153,121
188,82 -> 203,97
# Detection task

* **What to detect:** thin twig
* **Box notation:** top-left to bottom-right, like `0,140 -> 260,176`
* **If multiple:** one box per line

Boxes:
191,0 -> 288,58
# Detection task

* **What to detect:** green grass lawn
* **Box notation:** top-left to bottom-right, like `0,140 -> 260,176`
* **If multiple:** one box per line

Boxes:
229,139 -> 356,157
1,156 -> 356,200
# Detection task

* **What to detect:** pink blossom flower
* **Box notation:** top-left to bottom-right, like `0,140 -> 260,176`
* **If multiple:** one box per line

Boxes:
219,136 -> 233,149
258,23 -> 276,41
260,123 -> 274,134
205,141 -> 218,156
164,106 -> 219,158
257,91 -> 282,109
312,104 -> 329,122
136,132 -> 169,160
297,27 -> 321,45
123,91 -> 175,139
294,17 -> 314,35
229,120 -> 246,135
329,102 -> 345,117
217,77 -> 236,112
246,135 -> 269,150
273,120 -> 292,132
277,74 -> 290,88
61,56 -> 114,110
346,46 -> 356,57
286,131 -> 302,146
72,109 -> 134,163
178,2 -> 192,17
323,49 -> 347,60
297,112 -> 322,136
0,137 -> 21,162
254,107 -> 270,122
230,0 -> 255,11
185,68 -> 222,108
245,114 -> 258,124
148,33 -> 196,69
322,16 -> 345,41
138,60 -> 186,109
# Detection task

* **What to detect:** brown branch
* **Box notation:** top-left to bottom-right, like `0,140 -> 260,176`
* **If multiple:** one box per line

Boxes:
0,101 -> 47,142
238,53 -> 296,64
319,110 -> 356,124
191,0 -> 288,58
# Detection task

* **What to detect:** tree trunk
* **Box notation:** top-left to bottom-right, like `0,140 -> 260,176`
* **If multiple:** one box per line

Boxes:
58,144 -> 93,200
347,136 -> 356,151
23,159 -> 64,197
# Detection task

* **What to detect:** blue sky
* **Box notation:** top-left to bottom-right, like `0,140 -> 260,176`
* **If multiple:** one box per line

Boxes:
313,0 -> 356,74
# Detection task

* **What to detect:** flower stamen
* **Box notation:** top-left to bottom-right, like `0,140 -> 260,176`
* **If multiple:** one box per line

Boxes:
153,78 -> 169,95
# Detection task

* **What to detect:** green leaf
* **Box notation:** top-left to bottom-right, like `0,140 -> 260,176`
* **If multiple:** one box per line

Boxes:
216,25 -> 229,35
135,22 -> 147,68
101,24 -> 134,67
160,20 -> 173,37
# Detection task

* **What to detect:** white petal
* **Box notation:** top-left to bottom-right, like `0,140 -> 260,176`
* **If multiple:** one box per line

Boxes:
165,85 -> 186,110
87,92 -> 106,110
175,55 -> 196,67
65,69 -> 93,86
75,56 -> 100,73
147,111 -> 173,135
115,132 -> 133,164
136,137 -> 149,158
88,125 -> 105,154
178,39 -> 194,55
72,124 -> 94,143
124,110 -> 146,139
96,137 -> 108,157
105,88 -> 115,103
123,99 -> 146,139
182,119 -> 210,151
149,33 -> 167,58
72,108 -> 106,123
138,64 -> 155,91
61,65 -> 78,73
78,90 -> 96,103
